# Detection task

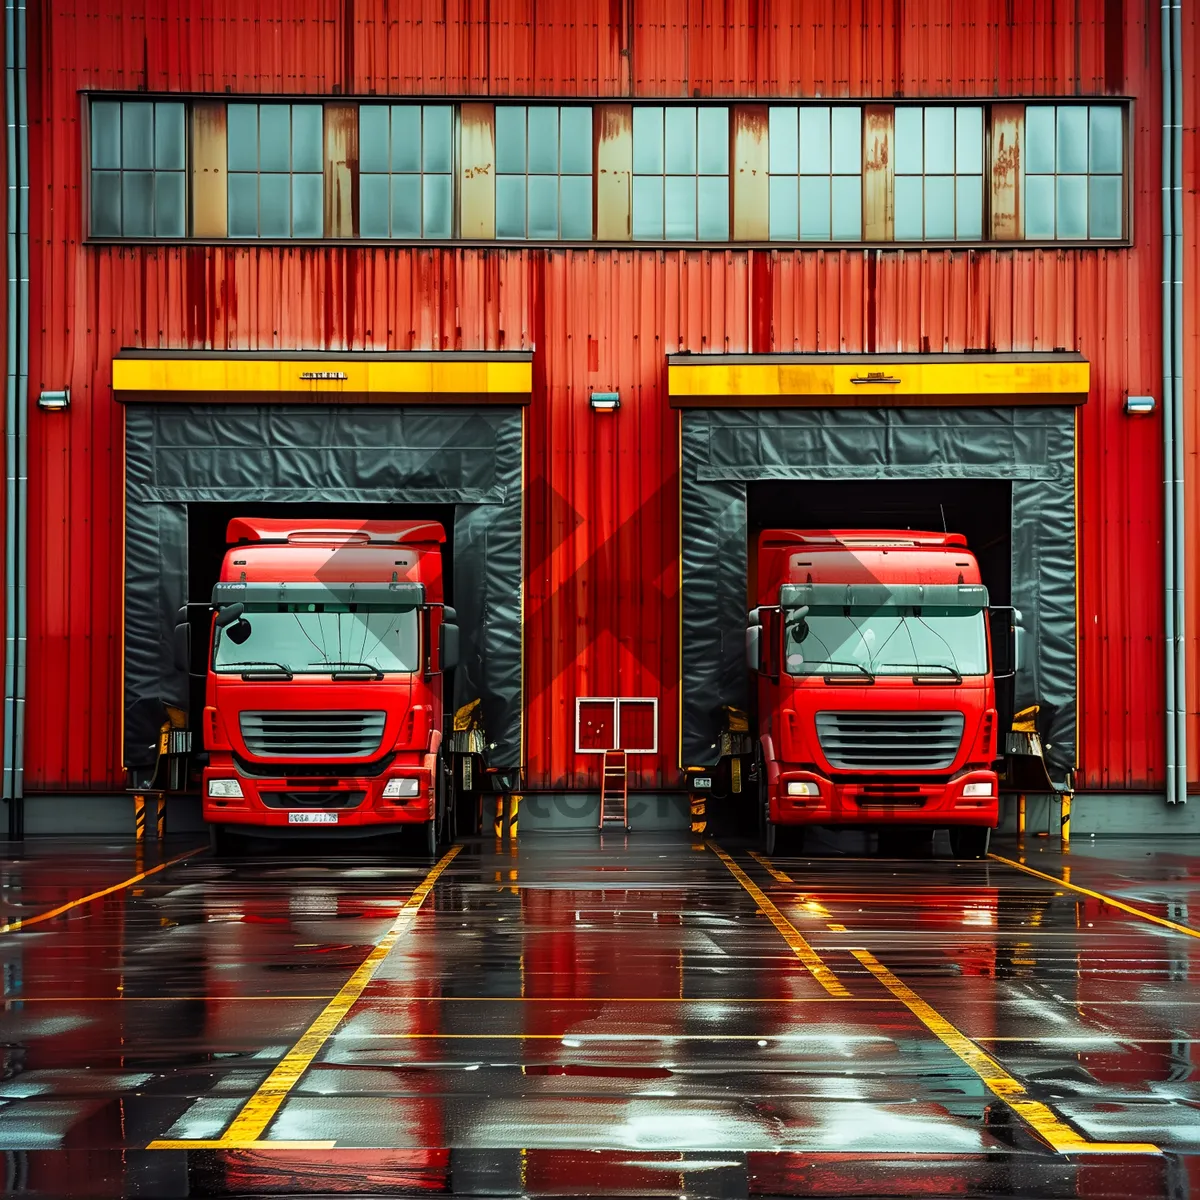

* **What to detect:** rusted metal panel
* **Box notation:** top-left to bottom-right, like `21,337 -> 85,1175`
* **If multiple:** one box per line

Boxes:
190,102 -> 227,240
732,106 -> 769,241
990,104 -> 1024,241
863,106 -> 894,241
595,104 -> 632,242
459,102 -> 495,240
323,103 -> 357,239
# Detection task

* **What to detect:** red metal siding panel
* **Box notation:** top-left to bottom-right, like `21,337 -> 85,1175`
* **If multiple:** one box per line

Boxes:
1185,1 -> 1200,783
22,0 -> 1167,793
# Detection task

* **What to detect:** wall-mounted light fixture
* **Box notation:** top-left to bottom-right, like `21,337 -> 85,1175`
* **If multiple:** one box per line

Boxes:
589,391 -> 620,412
37,388 -> 70,412
1124,394 -> 1155,416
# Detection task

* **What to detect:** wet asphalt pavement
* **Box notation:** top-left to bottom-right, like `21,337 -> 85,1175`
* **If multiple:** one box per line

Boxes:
0,830 -> 1198,1197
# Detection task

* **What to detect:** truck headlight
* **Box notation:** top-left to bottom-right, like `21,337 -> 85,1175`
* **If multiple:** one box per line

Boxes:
208,778 -> 243,798
382,777 -> 421,799
786,781 -> 820,797
961,781 -> 994,798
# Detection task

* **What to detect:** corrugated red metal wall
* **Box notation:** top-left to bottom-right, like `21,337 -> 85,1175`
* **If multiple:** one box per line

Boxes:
23,0 -> 1167,793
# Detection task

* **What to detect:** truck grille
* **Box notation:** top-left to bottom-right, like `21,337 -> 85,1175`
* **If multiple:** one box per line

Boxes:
239,711 -> 386,759
815,711 -> 965,771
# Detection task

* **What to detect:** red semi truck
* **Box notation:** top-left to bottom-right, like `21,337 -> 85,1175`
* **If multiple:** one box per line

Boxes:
199,518 -> 460,854
745,530 -> 1013,859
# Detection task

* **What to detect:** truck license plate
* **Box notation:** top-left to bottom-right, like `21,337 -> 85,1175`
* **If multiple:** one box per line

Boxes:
288,812 -> 338,825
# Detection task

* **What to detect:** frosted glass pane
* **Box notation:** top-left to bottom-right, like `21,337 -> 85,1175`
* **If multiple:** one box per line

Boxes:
894,175 -> 923,239
799,107 -> 831,174
154,103 -> 185,170
1056,175 -> 1087,238
769,174 -> 798,239
1089,105 -> 1123,173
1025,175 -> 1055,238
391,106 -> 421,173
799,175 -> 830,240
359,106 -> 390,173
528,107 -> 559,174
665,107 -> 697,174
924,108 -> 955,174
633,175 -> 664,238
697,108 -> 728,174
259,173 -> 290,237
227,174 -> 259,236
292,173 -> 323,237
924,175 -> 954,238
633,107 -> 664,174
528,174 -> 559,238
122,172 -> 154,236
495,106 -> 527,174
769,108 -> 798,174
560,175 -> 593,238
496,175 -> 525,238
697,175 -> 728,239
1056,107 -> 1088,174
1024,107 -> 1056,174
423,174 -> 452,237
955,175 -> 982,240
259,106 -> 291,172
154,172 -> 185,237
390,174 -> 421,237
359,174 -> 390,237
830,175 -> 861,239
831,107 -> 862,173
894,107 -> 923,174
422,107 -> 453,173
91,171 -> 121,235
91,102 -> 122,169
1088,175 -> 1123,238
664,175 -> 696,239
291,106 -> 324,173
955,107 -> 983,174
227,105 -> 259,171
122,103 -> 154,169
560,108 -> 593,174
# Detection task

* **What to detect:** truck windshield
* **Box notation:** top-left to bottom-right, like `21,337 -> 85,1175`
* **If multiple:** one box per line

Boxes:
784,605 -> 987,678
213,604 -> 419,675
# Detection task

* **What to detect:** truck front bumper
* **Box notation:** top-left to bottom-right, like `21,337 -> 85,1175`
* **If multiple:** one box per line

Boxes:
202,765 -> 435,830
770,768 -> 999,828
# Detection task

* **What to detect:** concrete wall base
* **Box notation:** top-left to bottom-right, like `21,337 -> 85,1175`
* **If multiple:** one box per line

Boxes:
519,793 -> 691,831
18,793 -> 206,837
998,791 -> 1200,836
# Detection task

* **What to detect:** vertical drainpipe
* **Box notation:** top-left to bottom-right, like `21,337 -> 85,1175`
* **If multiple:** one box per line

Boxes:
1163,0 -> 1186,804
3,0 -> 25,836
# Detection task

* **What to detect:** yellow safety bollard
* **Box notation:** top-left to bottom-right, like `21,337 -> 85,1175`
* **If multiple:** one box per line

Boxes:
508,793 -> 520,842
156,795 -> 166,841
493,795 -> 504,841
134,793 -> 147,844
690,793 -> 707,837
1017,793 -> 1026,836
1060,792 -> 1072,850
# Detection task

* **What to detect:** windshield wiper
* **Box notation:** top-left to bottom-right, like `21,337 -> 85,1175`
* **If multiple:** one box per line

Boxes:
221,661 -> 294,680
308,660 -> 385,681
881,662 -> 963,683
814,660 -> 875,683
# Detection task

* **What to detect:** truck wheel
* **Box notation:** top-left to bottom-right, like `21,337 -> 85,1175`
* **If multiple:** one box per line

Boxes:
757,758 -> 777,855
424,813 -> 438,857
949,826 -> 991,860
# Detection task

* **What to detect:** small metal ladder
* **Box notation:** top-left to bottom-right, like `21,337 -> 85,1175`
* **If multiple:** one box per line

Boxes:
599,749 -> 629,831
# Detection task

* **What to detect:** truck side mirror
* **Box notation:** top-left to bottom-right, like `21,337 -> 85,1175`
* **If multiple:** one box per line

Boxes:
172,622 -> 191,673
1013,625 -> 1027,672
214,602 -> 244,629
440,622 -> 460,672
745,624 -> 761,672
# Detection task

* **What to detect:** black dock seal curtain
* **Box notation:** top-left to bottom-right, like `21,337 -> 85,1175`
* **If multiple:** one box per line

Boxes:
124,404 -> 523,771
681,406 -> 1077,778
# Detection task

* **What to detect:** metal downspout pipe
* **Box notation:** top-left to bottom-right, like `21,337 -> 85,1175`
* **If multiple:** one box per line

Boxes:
3,0 -> 25,836
1163,0 -> 1187,805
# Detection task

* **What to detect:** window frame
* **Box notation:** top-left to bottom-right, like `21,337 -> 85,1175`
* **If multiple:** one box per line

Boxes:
574,696 -> 660,755
81,92 -> 1135,249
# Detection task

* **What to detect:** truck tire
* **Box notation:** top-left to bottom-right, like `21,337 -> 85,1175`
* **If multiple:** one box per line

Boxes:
757,752 -> 777,855
949,826 -> 991,860
424,813 -> 438,857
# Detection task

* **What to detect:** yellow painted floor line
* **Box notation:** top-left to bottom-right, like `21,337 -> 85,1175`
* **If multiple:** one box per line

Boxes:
748,850 -> 794,884
990,853 -> 1200,939
851,947 -> 1159,1156
707,841 -> 851,998
148,844 -> 461,1151
148,1140 -> 336,1150
0,846 -> 207,934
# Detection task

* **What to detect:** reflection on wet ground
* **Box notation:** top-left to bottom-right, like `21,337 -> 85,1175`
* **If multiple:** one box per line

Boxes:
0,831 -> 1198,1196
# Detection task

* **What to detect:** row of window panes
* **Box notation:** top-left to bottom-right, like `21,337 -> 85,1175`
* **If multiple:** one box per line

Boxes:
88,98 -> 1128,242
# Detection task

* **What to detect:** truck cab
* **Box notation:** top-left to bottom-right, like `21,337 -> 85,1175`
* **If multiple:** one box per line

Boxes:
201,518 -> 458,853
747,530 -> 1006,859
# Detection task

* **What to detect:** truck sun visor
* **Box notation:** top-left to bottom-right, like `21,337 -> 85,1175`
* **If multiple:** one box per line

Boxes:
212,581 -> 426,608
779,582 -> 989,609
